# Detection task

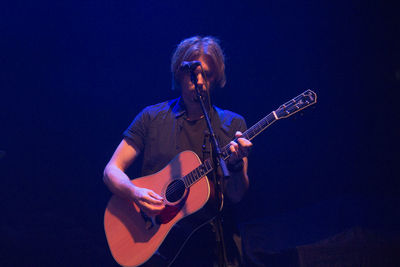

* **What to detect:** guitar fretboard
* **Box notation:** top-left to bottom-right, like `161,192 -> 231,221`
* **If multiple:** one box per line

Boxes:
182,112 -> 278,188
181,89 -> 317,188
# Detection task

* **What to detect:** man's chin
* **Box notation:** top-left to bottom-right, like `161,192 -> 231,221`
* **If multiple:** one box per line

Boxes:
183,90 -> 208,104
192,94 -> 200,102
193,94 -> 208,103
192,91 -> 207,100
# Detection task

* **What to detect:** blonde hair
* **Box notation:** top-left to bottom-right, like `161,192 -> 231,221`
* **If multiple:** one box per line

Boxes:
171,36 -> 226,90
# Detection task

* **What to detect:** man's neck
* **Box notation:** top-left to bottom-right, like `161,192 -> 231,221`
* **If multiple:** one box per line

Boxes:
185,102 -> 204,120
183,98 -> 211,120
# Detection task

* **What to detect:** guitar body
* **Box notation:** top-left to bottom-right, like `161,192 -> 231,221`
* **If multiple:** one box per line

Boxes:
104,151 -> 214,267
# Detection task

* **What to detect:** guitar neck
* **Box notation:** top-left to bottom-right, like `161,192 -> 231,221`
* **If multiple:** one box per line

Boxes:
182,89 -> 317,189
182,111 -> 278,188
220,111 -> 278,160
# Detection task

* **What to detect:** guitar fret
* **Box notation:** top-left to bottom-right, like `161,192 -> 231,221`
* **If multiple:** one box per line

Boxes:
188,172 -> 195,185
184,164 -> 209,187
198,166 -> 204,176
205,160 -> 212,171
249,128 -> 256,138
221,148 -> 229,161
191,170 -> 196,182
183,173 -> 189,187
201,166 -> 205,175
195,168 -> 201,178
185,176 -> 190,187
269,113 -> 276,122
223,150 -> 229,159
193,171 -> 198,182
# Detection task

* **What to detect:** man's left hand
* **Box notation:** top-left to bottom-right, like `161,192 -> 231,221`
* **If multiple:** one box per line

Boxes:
228,131 -> 252,165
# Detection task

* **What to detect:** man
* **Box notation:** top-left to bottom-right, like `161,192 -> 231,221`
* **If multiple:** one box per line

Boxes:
104,36 -> 252,266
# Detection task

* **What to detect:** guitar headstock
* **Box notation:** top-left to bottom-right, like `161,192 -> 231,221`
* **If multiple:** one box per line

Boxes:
275,89 -> 317,119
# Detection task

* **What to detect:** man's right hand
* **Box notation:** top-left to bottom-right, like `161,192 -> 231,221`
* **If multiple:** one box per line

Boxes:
132,187 -> 165,216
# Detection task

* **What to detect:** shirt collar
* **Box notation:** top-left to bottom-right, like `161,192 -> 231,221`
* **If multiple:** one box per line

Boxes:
171,96 -> 220,121
171,97 -> 186,118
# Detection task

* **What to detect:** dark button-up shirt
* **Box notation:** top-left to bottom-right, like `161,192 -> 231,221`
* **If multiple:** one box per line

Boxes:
123,97 -> 247,176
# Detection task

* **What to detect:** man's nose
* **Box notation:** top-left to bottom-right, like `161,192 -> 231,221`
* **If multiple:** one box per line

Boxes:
197,73 -> 205,87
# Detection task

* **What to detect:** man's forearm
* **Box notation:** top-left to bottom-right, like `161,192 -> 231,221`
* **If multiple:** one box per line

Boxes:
103,164 -> 137,201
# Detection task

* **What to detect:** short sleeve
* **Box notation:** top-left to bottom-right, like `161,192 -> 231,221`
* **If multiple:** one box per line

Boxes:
123,107 -> 150,152
236,115 -> 247,134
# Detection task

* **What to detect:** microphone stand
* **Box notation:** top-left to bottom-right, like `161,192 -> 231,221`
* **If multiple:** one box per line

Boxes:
190,68 -> 231,180
189,68 -> 230,267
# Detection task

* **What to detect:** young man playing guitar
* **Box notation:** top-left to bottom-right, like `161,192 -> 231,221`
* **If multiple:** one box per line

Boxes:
104,36 -> 252,266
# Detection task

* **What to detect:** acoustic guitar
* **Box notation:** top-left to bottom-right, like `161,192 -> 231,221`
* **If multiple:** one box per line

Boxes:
104,90 -> 317,266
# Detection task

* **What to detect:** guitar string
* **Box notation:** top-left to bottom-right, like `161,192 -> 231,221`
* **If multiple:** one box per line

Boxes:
165,93 -> 316,199
165,112 -> 281,196
165,167 -> 203,196
166,115 -> 276,196
164,96 -> 315,197
165,156 -> 220,198
168,103 -> 312,194
165,118 -> 268,196
166,162 -> 212,196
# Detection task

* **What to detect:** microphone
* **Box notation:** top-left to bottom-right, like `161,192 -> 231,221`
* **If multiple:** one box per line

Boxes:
180,61 -> 201,71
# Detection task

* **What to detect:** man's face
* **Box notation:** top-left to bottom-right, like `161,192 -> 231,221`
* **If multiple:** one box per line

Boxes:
180,54 -> 217,105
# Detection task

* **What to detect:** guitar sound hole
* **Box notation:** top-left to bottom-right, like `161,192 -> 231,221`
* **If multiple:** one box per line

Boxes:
165,180 -> 185,203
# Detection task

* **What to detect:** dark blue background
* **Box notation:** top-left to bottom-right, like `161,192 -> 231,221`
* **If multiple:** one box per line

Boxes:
1,0 -> 399,265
